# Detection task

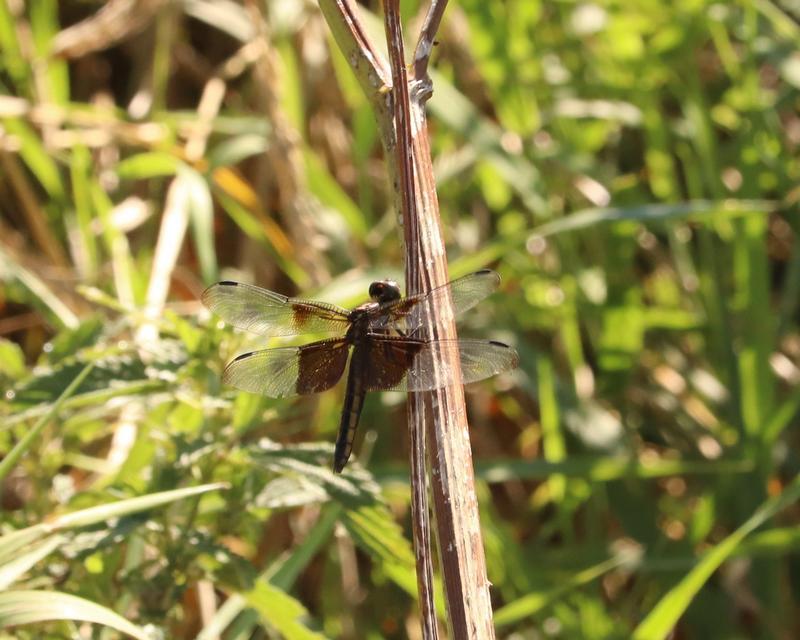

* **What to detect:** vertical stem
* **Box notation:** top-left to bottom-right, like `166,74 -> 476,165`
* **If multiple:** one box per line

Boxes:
383,5 -> 437,638
409,104 -> 495,638
318,1 -> 495,635
385,1 -> 495,637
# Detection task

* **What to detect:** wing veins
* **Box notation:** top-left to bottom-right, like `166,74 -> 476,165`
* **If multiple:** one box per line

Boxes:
202,281 -> 350,336
363,335 -> 518,392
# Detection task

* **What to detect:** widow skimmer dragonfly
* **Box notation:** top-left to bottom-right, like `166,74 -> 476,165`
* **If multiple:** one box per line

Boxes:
202,269 -> 518,473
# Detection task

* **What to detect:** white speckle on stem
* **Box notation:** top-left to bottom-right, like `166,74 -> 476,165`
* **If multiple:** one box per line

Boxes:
415,38 -> 432,62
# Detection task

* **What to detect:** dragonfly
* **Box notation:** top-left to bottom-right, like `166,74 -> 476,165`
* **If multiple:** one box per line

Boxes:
202,269 -> 518,473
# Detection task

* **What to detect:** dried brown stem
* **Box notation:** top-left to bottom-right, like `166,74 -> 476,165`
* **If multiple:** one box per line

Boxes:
386,1 -> 495,638
405,116 -> 496,638
320,0 -> 495,636
51,0 -> 167,59
412,0 -> 449,93
383,6 -> 439,638
317,0 -> 393,143
384,1 -> 420,277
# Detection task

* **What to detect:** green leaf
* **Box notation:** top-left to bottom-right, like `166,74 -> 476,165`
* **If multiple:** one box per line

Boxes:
3,379 -> 168,429
242,580 -> 328,640
0,338 -> 26,381
250,443 -> 419,599
46,316 -> 105,363
0,590 -> 152,639
735,526 -> 800,558
597,305 -> 645,372
116,152 -> 182,180
197,506 -> 341,640
208,133 -> 270,169
0,526 -> 50,569
8,341 -> 186,407
0,485 -> 226,561
0,484 -> 228,570
0,1 -> 28,88
68,144 -> 100,277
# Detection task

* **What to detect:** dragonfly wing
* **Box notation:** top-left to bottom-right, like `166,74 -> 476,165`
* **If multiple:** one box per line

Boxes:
222,338 -> 350,397
362,337 -> 518,392
203,281 -> 351,336
375,269 -> 501,334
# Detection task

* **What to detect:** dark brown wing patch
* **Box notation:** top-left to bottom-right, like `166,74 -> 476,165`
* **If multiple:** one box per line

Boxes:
363,337 -> 426,391
221,338 -> 349,398
296,339 -> 350,394
359,337 -> 518,392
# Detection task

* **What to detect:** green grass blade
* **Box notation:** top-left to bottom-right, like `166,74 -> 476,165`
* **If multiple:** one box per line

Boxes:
531,200 -> 774,238
183,167 -> 218,283
0,244 -> 79,328
538,356 -> 566,502
0,590 -> 151,639
0,535 -> 63,590
0,1 -> 27,89
29,0 -> 69,103
68,145 -> 99,278
633,475 -> 800,639
305,148 -> 368,239
473,456 -> 753,483
0,526 -> 50,568
0,362 -> 93,483
2,119 -> 64,200
495,550 -> 639,628
51,483 -> 228,529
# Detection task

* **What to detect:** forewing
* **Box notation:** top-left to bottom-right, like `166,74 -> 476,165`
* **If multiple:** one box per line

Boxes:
222,339 -> 349,397
375,269 -> 501,334
202,281 -> 350,336
363,337 -> 518,392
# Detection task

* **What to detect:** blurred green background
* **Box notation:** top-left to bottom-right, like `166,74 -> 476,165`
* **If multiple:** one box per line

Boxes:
1,0 -> 799,638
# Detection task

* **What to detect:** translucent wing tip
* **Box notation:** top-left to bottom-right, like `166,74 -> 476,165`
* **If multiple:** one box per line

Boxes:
491,341 -> 520,371
476,340 -> 519,374
474,269 -> 501,289
201,281 -> 237,308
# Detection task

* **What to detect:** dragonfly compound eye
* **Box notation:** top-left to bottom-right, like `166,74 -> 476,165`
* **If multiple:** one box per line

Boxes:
369,280 -> 401,303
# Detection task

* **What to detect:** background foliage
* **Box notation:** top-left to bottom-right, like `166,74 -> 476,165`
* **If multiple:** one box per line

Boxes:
1,0 -> 799,638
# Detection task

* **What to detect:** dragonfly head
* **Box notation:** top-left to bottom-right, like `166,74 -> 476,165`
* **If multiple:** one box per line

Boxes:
369,279 -> 401,304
